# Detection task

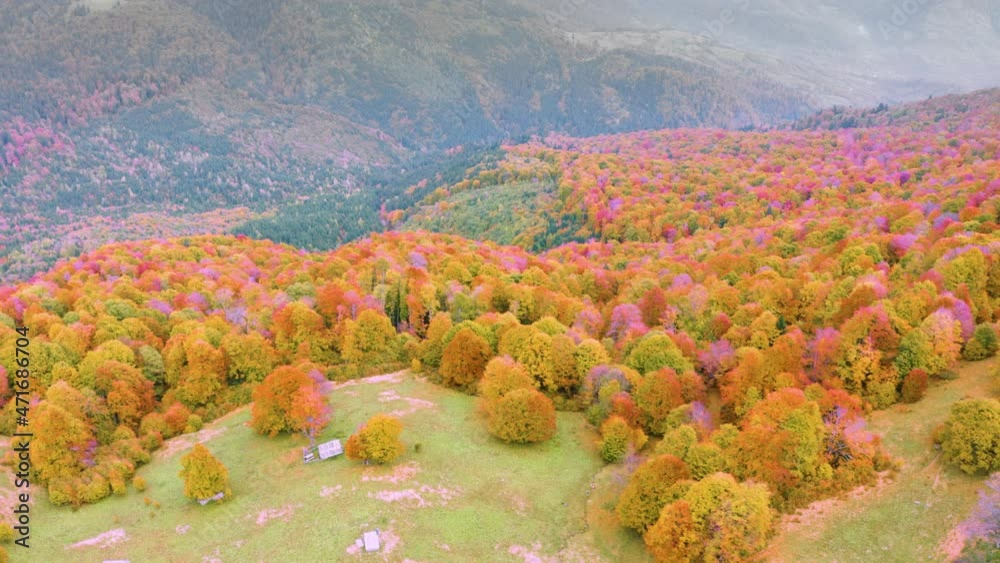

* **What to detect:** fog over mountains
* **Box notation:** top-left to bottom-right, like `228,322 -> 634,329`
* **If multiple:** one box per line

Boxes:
526,0 -> 1000,106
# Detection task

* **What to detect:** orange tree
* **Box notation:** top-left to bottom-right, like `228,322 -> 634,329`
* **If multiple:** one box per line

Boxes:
251,366 -> 330,438
439,327 -> 492,391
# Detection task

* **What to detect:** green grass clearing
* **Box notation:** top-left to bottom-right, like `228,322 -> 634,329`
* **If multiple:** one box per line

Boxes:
9,371 -> 642,562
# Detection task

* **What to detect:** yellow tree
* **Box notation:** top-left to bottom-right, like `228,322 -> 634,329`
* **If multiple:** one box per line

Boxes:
345,414 -> 405,464
179,443 -> 232,502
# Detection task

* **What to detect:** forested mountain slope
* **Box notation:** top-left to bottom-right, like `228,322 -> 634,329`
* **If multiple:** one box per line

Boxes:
0,0 -> 818,282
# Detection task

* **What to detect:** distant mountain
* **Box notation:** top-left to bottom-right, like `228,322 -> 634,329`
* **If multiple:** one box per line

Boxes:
519,0 -> 1000,107
791,88 -> 1000,131
0,0 -> 817,281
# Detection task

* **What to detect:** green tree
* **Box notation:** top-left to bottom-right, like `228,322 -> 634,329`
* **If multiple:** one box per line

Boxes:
634,369 -> 686,435
30,401 -> 94,485
625,333 -> 693,375
963,324 -> 998,361
941,399 -> 1000,474
221,331 -> 276,383
599,415 -> 640,463
342,310 -> 399,365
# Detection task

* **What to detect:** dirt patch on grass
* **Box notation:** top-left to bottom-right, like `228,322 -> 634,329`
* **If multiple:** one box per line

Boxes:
508,542 -> 556,563
67,528 -> 128,549
369,485 -> 461,508
502,491 -> 530,516
254,503 -> 301,526
380,528 -> 401,554
333,371 -> 407,391
362,461 -> 420,484
377,389 -> 436,417
320,484 -> 343,498
938,526 -> 969,561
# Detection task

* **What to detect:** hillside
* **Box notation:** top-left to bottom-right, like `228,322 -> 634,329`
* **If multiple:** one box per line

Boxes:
770,357 -> 999,561
396,89 -> 999,252
0,81 -> 998,561
16,371 -> 625,561
0,0 -> 817,283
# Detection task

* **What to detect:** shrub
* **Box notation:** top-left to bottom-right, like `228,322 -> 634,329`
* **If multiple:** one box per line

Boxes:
345,414 -> 406,464
963,324 -> 999,361
616,454 -> 692,532
140,431 -> 163,452
78,474 -> 111,504
179,444 -> 232,502
941,399 -> 1000,474
656,425 -> 698,459
185,414 -> 204,433
486,388 -> 557,444
0,523 -> 13,543
109,470 -> 127,496
139,412 -> 170,439
48,478 -> 77,506
644,473 -> 773,562
900,369 -> 929,403
599,416 -> 631,463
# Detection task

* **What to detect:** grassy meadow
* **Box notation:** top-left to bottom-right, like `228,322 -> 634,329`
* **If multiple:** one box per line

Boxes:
10,371 -> 650,562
